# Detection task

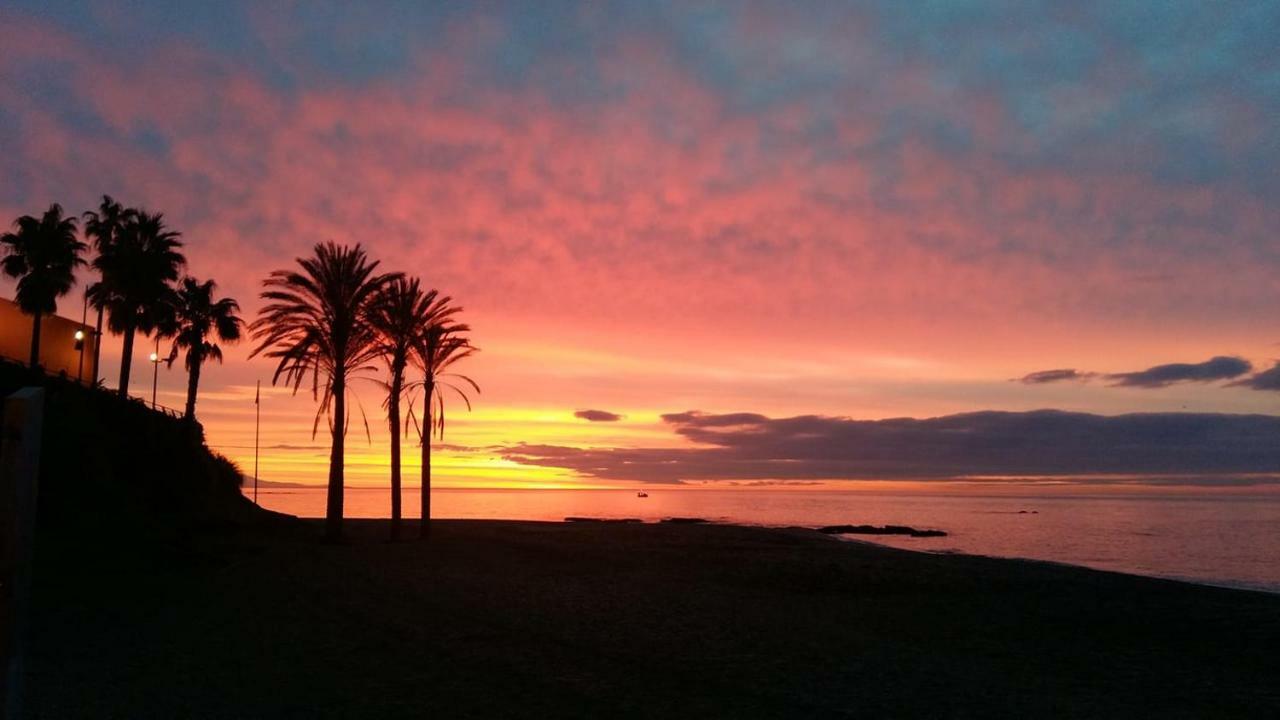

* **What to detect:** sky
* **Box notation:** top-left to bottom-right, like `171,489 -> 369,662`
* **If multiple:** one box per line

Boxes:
2,1 -> 1279,490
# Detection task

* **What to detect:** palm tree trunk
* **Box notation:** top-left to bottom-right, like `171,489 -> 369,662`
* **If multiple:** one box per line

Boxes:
388,369 -> 403,540
118,320 -> 136,398
325,372 -> 346,541
419,380 -> 433,540
184,358 -> 201,420
28,312 -> 42,369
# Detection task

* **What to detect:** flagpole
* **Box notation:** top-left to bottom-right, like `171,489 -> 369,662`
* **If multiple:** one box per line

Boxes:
254,380 -> 260,505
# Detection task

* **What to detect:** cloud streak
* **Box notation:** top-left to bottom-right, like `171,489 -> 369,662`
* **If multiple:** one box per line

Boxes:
1231,362 -> 1280,391
1018,369 -> 1095,385
502,410 -> 1280,485
575,409 -> 623,422
1021,356 -> 1255,389
1104,356 -> 1253,388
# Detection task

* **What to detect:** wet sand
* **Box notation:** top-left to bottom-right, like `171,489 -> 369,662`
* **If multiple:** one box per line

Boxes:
25,519 -> 1280,718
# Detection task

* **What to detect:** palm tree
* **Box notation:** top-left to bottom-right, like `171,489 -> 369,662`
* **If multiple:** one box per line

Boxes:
165,277 -> 243,421
250,242 -> 398,541
410,317 -> 478,539
87,210 -> 185,398
83,196 -> 136,383
367,278 -> 457,540
1,204 -> 86,368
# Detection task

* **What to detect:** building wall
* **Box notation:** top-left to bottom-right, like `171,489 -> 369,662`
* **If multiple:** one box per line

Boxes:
0,297 -> 99,383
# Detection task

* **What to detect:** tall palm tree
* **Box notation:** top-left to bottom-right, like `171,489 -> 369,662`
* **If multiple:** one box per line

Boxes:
410,318 -> 478,539
165,277 -> 243,421
87,210 -> 185,398
367,278 -> 457,540
84,196 -> 136,384
1,204 -> 86,368
250,242 -> 398,541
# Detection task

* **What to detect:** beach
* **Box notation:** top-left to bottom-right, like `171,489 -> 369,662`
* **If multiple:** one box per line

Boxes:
25,519 -> 1280,718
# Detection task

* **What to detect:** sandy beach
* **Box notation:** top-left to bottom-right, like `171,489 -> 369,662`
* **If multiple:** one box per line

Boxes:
24,519 -> 1280,718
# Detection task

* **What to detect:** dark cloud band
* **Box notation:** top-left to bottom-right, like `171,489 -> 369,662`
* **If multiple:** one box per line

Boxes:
1020,356 -> 1254,389
503,409 -> 1280,485
1105,356 -> 1252,388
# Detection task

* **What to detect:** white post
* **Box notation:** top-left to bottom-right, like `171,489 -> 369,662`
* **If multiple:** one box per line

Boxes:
0,387 -> 44,720
254,380 -> 260,505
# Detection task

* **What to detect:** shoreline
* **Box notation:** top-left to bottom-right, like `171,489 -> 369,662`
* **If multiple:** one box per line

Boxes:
811,529 -> 1280,596
762,520 -> 1280,597
259,508 -> 1280,596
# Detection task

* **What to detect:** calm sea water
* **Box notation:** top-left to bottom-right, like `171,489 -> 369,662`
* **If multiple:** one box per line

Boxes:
248,487 -> 1280,594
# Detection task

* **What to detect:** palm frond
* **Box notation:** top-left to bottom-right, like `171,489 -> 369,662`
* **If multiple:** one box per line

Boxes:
251,242 -> 399,441
1,203 -> 87,316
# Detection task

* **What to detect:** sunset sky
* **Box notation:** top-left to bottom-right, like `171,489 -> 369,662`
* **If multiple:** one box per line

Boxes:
3,2 -> 1279,489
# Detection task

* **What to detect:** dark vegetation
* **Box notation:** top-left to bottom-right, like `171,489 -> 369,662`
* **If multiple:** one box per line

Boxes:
4,196 -> 240,421
0,359 -> 278,565
0,204 -> 84,368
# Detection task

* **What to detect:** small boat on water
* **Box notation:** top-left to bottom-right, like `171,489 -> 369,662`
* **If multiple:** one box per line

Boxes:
636,491 -> 649,498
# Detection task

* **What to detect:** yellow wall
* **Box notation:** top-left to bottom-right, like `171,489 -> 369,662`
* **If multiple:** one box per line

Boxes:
0,297 -> 99,382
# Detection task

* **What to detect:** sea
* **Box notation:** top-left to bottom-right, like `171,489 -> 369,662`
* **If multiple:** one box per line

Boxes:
248,486 -> 1280,594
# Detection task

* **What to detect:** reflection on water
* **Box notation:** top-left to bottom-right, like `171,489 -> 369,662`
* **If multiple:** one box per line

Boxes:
250,487 -> 1280,594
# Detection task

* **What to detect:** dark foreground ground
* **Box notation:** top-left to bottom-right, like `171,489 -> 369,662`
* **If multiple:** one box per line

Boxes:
24,519 -> 1280,718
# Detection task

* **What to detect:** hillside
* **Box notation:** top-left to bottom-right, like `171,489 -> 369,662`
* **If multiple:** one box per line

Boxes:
0,360 -> 283,562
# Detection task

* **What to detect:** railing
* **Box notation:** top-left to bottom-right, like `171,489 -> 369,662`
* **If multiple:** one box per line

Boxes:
1,357 -> 186,420
122,392 -> 184,419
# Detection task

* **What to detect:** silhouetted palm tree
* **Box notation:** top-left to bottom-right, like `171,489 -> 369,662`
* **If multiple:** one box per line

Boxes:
1,204 -> 86,368
410,318 -> 478,539
250,242 -> 398,541
87,211 -> 185,398
164,277 -> 243,421
367,278 -> 458,539
83,196 -> 136,383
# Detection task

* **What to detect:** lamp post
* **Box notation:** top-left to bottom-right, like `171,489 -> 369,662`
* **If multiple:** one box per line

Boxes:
77,292 -> 88,383
74,330 -> 86,383
92,306 -> 103,386
149,339 -> 160,410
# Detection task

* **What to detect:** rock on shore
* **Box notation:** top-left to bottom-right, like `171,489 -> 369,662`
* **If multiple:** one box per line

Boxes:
817,524 -> 947,538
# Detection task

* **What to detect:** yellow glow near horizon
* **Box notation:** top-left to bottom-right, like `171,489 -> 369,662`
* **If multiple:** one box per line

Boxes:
196,381 -> 693,488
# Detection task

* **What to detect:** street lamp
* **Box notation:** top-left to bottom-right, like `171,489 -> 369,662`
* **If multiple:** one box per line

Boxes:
74,329 -> 86,383
150,346 -> 160,410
